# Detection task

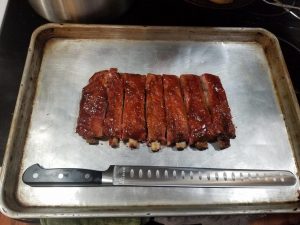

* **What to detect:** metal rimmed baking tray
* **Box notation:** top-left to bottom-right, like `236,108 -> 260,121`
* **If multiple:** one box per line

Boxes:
1,24 -> 300,218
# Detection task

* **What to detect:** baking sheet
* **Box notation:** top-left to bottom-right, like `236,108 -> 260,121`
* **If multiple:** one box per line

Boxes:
16,38 -> 299,207
1,25 -> 299,217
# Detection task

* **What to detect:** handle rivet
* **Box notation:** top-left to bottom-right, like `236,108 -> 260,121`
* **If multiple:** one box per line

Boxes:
58,173 -> 64,179
84,173 -> 90,179
33,173 -> 39,179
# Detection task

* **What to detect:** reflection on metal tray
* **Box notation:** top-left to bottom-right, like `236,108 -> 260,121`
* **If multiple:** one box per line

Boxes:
0,24 -> 300,218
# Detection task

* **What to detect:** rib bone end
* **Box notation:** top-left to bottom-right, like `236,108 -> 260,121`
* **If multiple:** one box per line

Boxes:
176,142 -> 187,150
109,137 -> 119,148
87,139 -> 99,145
128,138 -> 139,149
217,136 -> 230,150
150,141 -> 161,152
195,141 -> 208,150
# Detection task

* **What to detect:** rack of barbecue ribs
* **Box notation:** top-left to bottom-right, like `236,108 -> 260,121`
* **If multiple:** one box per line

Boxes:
76,69 -> 236,151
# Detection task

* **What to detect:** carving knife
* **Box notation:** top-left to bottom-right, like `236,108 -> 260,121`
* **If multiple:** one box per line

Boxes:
22,164 -> 297,187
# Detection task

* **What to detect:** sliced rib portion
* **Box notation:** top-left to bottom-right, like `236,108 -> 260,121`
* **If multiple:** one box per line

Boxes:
163,74 -> 189,150
122,73 -> 147,148
146,74 -> 167,151
200,73 -> 236,149
180,74 -> 215,150
76,70 -> 108,144
103,68 -> 124,148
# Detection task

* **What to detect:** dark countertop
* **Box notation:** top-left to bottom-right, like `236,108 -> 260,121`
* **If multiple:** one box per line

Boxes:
0,0 -> 299,162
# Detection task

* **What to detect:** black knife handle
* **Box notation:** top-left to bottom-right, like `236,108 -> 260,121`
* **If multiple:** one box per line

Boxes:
22,164 -> 103,187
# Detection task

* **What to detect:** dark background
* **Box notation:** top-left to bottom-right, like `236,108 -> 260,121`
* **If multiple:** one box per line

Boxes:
0,0 -> 299,162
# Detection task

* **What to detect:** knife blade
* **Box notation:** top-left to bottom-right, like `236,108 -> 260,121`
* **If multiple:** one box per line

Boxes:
22,164 -> 297,187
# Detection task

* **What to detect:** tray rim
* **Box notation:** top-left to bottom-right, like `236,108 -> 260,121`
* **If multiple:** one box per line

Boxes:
1,23 -> 300,218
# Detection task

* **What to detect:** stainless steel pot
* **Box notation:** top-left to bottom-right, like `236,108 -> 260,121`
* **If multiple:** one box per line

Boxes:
28,0 -> 134,22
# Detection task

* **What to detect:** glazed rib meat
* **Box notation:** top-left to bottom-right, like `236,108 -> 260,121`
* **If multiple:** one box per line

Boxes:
200,73 -> 236,149
76,70 -> 108,144
163,75 -> 189,150
122,73 -> 147,148
180,74 -> 215,150
76,68 -> 235,151
146,74 -> 167,151
103,68 -> 124,147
